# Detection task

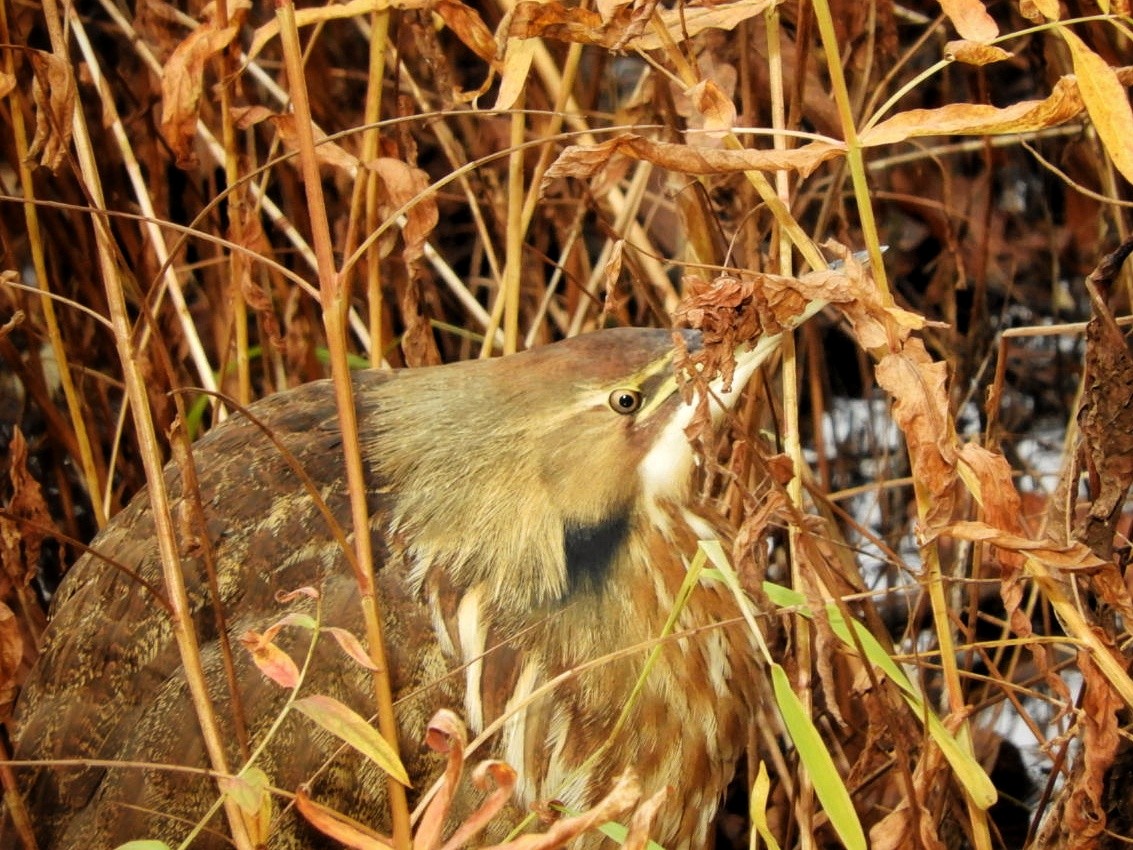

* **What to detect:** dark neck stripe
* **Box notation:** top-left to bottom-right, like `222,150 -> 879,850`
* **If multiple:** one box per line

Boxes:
563,511 -> 631,596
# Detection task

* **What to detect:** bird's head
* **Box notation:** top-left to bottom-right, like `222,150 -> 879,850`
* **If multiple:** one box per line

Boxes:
359,319 -> 813,612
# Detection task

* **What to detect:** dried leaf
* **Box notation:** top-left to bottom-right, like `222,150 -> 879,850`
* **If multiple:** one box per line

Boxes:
439,761 -> 517,850
1059,27 -> 1133,185
276,585 -> 321,603
542,133 -> 845,193
293,694 -> 411,785
941,520 -> 1109,570
493,36 -> 538,111
240,629 -> 301,688
415,710 -> 469,850
435,0 -> 500,66
483,770 -> 638,850
944,40 -> 1013,65
939,0 -> 998,42
160,19 -> 239,168
0,602 -> 23,718
875,340 -> 957,530
685,78 -> 736,140
369,158 -> 438,269
860,75 -> 1087,146
27,51 -> 75,172
507,0 -> 775,51
273,114 -> 361,174
0,70 -> 15,99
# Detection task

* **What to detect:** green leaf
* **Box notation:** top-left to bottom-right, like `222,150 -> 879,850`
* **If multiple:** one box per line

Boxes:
772,664 -> 866,850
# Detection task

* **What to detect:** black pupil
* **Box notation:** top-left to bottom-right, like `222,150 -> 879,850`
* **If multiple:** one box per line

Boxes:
618,393 -> 636,410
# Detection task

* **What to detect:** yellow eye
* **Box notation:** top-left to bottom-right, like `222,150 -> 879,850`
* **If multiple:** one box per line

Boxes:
608,388 -> 643,415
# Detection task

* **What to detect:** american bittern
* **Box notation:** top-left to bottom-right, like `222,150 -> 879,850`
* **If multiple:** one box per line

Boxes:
9,322 -> 808,849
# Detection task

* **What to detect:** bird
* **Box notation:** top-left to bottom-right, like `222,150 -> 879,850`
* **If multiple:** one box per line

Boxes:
7,321 -> 808,850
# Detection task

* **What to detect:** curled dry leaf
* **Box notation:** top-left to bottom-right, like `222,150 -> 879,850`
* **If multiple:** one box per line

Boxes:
434,0 -> 501,67
272,114 -> 360,174
160,18 -> 240,168
484,770 -> 640,850
508,0 -> 775,51
859,75 -> 1091,147
275,585 -> 321,603
440,761 -> 518,850
673,271 -> 809,392
416,709 -> 469,850
684,78 -> 737,140
27,52 -> 76,172
542,134 -> 845,193
944,40 -> 1013,66
875,339 -> 957,531
0,602 -> 23,719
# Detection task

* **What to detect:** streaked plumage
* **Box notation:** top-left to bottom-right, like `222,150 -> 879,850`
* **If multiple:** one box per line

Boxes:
9,327 -> 777,849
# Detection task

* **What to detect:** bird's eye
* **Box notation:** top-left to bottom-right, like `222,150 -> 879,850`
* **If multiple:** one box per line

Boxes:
608,388 -> 643,415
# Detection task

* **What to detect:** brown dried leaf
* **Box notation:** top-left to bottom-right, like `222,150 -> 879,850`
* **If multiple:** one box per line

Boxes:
0,70 -> 15,99
240,628 -> 301,688
160,19 -> 239,168
483,770 -> 639,850
542,134 -> 845,192
435,0 -> 500,66
944,40 -> 1013,66
941,520 -> 1109,570
2,429 -> 54,588
370,158 -> 438,269
939,0 -> 998,42
860,76 -> 1086,147
1059,27 -> 1133,185
685,78 -> 736,140
295,786 -> 392,849
0,602 -> 24,718
1063,652 -> 1121,840
1021,0 -> 1061,19
875,340 -> 957,530
27,51 -> 75,172
273,114 -> 361,174
439,761 -> 518,850
509,0 -> 774,51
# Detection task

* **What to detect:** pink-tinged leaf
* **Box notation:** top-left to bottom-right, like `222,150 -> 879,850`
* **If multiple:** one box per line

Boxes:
240,630 -> 300,688
1060,26 -> 1133,186
260,612 -> 317,645
295,787 -> 393,849
293,695 -> 410,786
323,627 -> 379,670
276,585 -> 320,603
